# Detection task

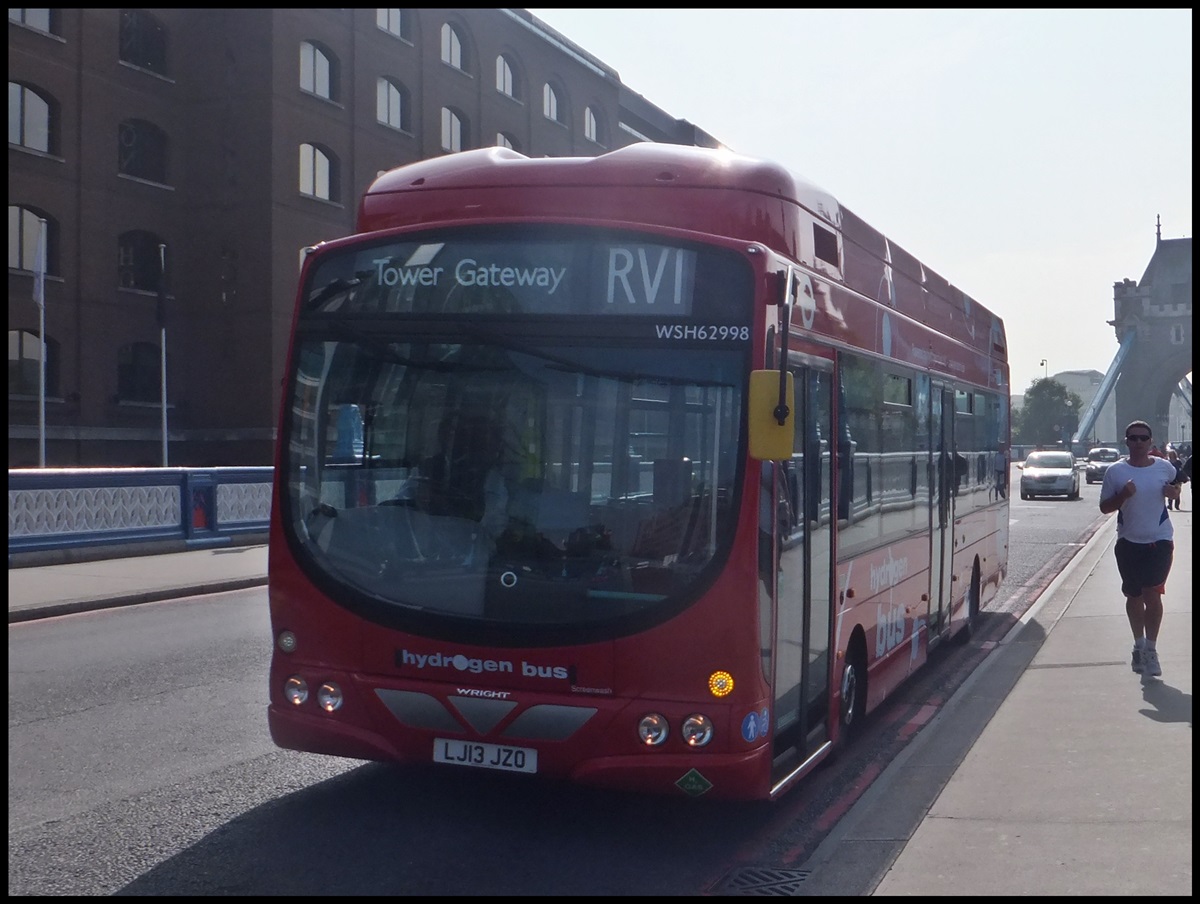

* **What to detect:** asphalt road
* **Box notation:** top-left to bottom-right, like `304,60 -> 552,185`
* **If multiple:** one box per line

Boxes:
8,481 -> 1110,895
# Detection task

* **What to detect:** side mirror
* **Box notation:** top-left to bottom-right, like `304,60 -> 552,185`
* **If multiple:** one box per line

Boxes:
748,370 -> 794,460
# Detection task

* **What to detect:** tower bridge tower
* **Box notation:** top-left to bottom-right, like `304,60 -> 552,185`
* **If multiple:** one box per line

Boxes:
1076,219 -> 1191,447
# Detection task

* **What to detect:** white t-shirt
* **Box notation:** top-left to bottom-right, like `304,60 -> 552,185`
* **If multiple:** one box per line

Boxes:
1100,457 -> 1177,543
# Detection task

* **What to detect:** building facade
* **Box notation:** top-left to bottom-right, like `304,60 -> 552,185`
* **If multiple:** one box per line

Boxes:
9,8 -> 719,466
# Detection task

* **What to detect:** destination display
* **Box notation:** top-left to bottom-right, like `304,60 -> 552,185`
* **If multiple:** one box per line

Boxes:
303,229 -> 751,321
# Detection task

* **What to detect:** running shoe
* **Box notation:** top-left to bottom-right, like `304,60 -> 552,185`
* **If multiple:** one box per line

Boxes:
1142,647 -> 1162,677
1131,647 -> 1143,673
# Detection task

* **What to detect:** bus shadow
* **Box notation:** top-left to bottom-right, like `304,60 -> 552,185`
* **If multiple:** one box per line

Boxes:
115,758 -> 773,896
116,610 -> 1051,896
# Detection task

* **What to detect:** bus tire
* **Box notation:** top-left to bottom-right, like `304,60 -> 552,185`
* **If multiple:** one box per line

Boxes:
839,638 -> 867,739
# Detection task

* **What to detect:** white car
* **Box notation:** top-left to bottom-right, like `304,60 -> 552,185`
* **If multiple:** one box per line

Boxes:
1019,450 -> 1080,500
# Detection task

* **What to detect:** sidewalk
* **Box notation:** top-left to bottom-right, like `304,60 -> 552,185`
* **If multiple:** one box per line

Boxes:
798,509 -> 1192,896
7,543 -> 268,622
7,516 -> 1192,895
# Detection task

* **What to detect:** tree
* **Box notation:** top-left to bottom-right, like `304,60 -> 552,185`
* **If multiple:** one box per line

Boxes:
1011,404 -> 1026,443
1013,378 -> 1083,446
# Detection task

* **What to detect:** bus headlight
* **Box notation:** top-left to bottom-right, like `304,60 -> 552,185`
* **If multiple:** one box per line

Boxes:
681,714 -> 714,747
284,675 -> 308,705
317,682 -> 343,712
276,630 -> 297,653
638,713 -> 669,746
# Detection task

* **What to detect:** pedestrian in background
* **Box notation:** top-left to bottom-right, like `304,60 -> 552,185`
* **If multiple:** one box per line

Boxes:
1098,421 -> 1180,678
1186,453 -> 1194,509
993,443 -> 1008,499
1165,448 -> 1186,510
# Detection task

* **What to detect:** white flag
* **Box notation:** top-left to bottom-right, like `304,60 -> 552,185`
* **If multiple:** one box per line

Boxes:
33,218 -> 47,310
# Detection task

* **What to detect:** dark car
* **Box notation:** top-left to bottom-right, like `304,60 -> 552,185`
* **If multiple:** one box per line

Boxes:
1084,447 -> 1122,484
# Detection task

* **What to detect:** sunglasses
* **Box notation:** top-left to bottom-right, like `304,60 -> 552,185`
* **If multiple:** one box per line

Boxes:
1125,435 -> 1151,442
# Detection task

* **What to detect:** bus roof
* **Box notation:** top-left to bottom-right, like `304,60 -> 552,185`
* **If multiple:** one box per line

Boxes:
356,144 -> 1007,369
363,144 -> 841,230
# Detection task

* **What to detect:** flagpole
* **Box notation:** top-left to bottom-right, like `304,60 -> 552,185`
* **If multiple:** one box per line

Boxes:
39,299 -> 46,467
161,323 -> 168,466
158,243 -> 168,467
34,218 -> 47,468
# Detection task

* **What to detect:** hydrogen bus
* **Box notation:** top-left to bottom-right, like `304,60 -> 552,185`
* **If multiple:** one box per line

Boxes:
267,144 -> 1009,801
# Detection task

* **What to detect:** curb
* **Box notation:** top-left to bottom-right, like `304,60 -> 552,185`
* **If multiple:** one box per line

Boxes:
7,576 -> 269,624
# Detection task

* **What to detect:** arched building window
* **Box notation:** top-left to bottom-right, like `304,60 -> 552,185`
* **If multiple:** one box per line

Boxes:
376,8 -> 410,40
117,341 -> 161,403
584,106 -> 607,145
376,77 -> 411,131
9,8 -> 60,33
496,54 -> 520,100
441,107 -> 466,152
299,143 -> 338,201
9,81 -> 57,154
118,118 -> 169,184
117,229 -> 165,291
543,83 -> 563,124
118,9 -> 168,75
440,23 -> 465,70
300,41 -> 338,101
9,329 -> 59,398
9,205 -> 56,275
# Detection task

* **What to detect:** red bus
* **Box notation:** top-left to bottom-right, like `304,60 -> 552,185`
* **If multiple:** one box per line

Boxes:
267,144 -> 1009,800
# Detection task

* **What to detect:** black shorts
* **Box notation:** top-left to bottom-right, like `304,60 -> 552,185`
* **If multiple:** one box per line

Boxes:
1114,538 -> 1174,597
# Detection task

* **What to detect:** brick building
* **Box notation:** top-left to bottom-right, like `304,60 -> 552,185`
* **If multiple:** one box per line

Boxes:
9,8 -> 719,466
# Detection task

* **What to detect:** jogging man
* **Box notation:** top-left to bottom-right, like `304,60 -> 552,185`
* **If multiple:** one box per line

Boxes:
1098,420 -> 1180,677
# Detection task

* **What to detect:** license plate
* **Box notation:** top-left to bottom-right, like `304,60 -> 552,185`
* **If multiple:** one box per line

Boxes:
433,738 -> 538,774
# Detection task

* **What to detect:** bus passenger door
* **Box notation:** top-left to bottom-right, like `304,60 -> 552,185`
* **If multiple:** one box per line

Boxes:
928,385 -> 956,636
771,362 -> 834,773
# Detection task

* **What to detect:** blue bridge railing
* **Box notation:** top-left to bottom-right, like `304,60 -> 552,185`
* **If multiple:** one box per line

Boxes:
8,467 -> 273,565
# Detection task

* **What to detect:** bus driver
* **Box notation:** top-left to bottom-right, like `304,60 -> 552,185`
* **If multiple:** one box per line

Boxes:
420,415 -> 508,545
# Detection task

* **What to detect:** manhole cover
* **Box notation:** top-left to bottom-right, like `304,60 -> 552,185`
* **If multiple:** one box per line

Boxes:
712,866 -> 812,895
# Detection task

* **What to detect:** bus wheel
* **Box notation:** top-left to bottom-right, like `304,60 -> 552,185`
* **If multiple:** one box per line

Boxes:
955,562 -> 981,645
839,640 -> 867,738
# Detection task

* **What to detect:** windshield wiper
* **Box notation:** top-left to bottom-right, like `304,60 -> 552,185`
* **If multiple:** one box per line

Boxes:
305,277 -> 362,311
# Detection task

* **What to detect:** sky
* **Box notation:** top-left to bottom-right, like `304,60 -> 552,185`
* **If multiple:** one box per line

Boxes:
525,8 -> 1192,395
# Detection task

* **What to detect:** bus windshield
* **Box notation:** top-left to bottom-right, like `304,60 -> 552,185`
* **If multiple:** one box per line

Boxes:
281,228 -> 752,637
